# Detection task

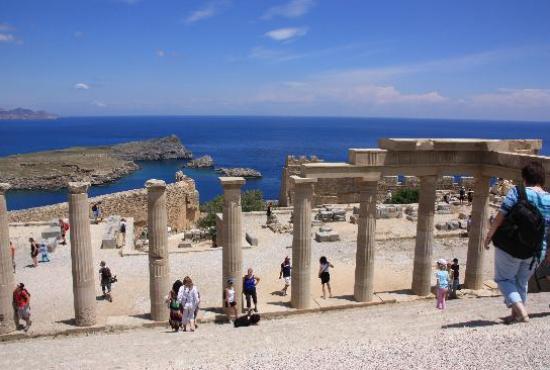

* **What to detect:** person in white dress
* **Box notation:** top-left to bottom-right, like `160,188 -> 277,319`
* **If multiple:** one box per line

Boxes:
177,276 -> 199,332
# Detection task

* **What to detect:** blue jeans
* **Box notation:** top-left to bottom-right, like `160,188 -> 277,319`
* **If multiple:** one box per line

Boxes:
494,248 -> 535,307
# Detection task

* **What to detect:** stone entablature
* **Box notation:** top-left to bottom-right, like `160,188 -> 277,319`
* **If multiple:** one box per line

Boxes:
8,179 -> 199,232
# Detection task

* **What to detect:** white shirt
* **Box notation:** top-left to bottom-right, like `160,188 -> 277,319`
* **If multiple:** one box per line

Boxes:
177,285 -> 199,308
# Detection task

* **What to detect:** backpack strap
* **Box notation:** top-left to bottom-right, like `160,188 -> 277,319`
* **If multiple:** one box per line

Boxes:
517,185 -> 528,201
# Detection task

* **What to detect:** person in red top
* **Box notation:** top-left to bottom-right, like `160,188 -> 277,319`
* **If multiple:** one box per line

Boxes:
59,218 -> 69,245
13,283 -> 32,332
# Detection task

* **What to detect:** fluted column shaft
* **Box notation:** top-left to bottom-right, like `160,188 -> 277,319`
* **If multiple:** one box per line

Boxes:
220,177 -> 245,309
354,180 -> 378,302
464,176 -> 490,289
68,182 -> 97,326
146,179 -> 170,321
412,175 -> 437,296
0,184 -> 15,334
290,176 -> 316,309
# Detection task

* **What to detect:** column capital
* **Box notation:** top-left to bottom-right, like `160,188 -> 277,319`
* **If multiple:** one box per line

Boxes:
145,179 -> 167,190
68,182 -> 90,194
0,183 -> 11,194
290,176 -> 317,186
219,177 -> 246,188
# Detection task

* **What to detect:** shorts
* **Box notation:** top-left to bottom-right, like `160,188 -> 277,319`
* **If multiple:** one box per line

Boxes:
17,305 -> 30,320
101,281 -> 112,292
320,272 -> 330,284
283,276 -> 291,285
225,301 -> 236,308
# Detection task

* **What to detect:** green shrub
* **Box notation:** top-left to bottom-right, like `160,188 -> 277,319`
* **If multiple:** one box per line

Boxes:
386,188 -> 419,204
198,190 -> 265,229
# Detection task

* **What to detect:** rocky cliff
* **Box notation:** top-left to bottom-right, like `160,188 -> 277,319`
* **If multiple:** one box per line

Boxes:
0,135 -> 192,190
0,107 -> 58,120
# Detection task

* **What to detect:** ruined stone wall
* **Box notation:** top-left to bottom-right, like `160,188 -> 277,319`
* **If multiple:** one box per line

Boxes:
8,178 -> 199,232
279,155 -> 478,206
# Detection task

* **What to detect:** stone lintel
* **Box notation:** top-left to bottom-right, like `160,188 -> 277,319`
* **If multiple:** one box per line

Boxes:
348,149 -> 387,166
290,175 -> 317,186
68,181 -> 90,194
145,179 -> 167,190
379,138 -> 541,153
0,183 -> 11,194
219,177 -> 246,187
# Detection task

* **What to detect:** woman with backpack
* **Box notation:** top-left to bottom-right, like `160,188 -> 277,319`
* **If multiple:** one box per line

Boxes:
167,280 -> 183,332
485,162 -> 550,324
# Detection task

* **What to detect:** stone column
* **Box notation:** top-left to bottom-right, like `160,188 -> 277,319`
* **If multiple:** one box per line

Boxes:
411,175 -> 437,296
464,175 -> 491,289
68,182 -> 97,326
220,177 -> 245,309
354,180 -> 378,302
290,176 -> 317,309
146,179 -> 170,321
0,183 -> 15,334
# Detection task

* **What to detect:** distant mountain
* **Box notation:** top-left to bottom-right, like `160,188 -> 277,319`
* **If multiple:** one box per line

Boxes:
0,107 -> 58,120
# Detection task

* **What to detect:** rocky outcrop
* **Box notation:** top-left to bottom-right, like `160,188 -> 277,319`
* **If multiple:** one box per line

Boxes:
216,168 -> 262,178
0,135 -> 192,190
111,135 -> 192,160
185,155 -> 214,168
0,107 -> 58,120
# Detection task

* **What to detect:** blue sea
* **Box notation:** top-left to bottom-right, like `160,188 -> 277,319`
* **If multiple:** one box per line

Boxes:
2,116 -> 550,211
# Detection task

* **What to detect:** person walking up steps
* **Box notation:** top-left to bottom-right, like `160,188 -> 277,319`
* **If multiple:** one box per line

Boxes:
319,256 -> 334,299
279,256 -> 291,296
243,268 -> 260,312
485,162 -> 550,324
435,259 -> 449,309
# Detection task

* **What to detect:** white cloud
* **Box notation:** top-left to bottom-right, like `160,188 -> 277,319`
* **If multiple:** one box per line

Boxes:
92,100 -> 107,108
184,1 -> 229,24
74,83 -> 90,90
0,33 -> 16,43
471,88 -> 550,108
262,0 -> 315,19
265,27 -> 307,41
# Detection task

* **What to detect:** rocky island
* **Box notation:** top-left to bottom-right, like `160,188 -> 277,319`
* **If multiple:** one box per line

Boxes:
0,107 -> 58,120
216,167 -> 262,178
0,135 -> 192,190
185,155 -> 214,168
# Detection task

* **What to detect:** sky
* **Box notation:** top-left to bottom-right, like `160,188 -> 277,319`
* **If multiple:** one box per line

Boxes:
1,0 -> 550,121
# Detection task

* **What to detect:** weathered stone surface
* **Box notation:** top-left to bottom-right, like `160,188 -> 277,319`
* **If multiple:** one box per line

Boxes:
315,226 -> 340,242
245,232 -> 258,246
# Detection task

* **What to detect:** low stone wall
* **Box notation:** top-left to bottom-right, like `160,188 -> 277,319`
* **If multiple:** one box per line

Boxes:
279,155 -> 478,206
8,178 -> 199,232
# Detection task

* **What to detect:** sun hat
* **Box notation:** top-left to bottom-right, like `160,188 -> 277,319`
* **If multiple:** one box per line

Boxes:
437,258 -> 447,265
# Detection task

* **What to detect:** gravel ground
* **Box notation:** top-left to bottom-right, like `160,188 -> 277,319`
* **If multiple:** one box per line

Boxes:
2,292 -> 549,369
6,210 -> 494,334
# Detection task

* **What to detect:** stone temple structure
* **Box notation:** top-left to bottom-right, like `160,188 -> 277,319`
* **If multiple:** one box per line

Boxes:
220,138 -> 545,308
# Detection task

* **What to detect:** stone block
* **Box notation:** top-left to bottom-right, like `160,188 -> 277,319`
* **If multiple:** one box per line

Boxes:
41,227 -> 60,240
447,220 -> 460,230
178,242 -> 192,248
245,232 -> 258,246
315,228 -> 340,242
101,239 -> 117,249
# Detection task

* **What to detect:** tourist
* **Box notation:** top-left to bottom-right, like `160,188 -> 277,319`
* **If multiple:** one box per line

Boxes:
450,258 -> 460,299
435,259 -> 449,310
10,240 -> 15,273
279,256 -> 291,296
13,283 -> 31,332
467,188 -> 474,205
446,262 -> 454,299
92,202 -> 102,223
443,193 -> 450,204
99,261 -> 114,302
178,276 -> 199,332
385,190 -> 393,203
117,218 -> 127,248
459,186 -> 466,205
29,238 -> 39,267
484,161 -> 550,324
243,268 -> 260,312
39,240 -> 50,263
166,279 -> 183,332
266,202 -> 273,221
59,218 -> 69,245
224,278 -> 237,322
318,256 -> 334,299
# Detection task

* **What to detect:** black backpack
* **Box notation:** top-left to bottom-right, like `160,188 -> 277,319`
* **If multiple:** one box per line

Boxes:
492,186 -> 545,263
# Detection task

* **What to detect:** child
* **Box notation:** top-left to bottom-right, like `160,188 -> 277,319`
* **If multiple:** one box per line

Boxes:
224,279 -> 237,322
319,256 -> 334,299
435,259 -> 449,310
39,240 -> 50,263
279,256 -> 291,296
